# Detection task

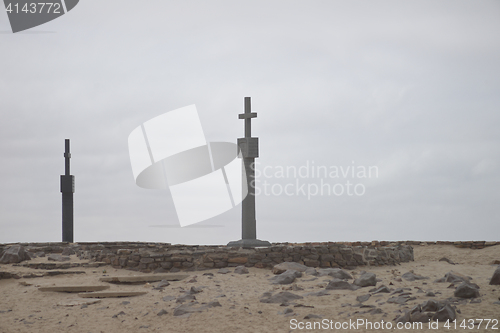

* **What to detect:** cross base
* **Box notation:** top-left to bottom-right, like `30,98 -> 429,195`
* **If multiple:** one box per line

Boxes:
227,238 -> 271,248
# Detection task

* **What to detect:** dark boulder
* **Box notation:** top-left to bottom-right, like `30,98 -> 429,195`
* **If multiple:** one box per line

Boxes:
353,272 -> 377,287
454,282 -> 480,299
489,266 -> 500,285
0,245 -> 31,264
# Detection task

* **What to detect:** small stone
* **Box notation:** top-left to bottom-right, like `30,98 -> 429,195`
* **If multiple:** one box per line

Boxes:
189,286 -> 202,294
411,311 -> 434,323
454,282 -> 480,299
157,280 -> 170,288
353,272 -> 377,287
206,301 -> 221,308
272,262 -> 308,274
325,279 -> 360,291
432,304 -> 456,322
217,268 -> 230,274
234,266 -> 249,274
401,272 -> 429,281
157,309 -> 168,316
489,266 -> 500,285
369,285 -> 391,294
260,291 -> 303,304
421,299 -> 441,312
439,257 -> 455,265
47,254 -> 71,262
270,270 -> 301,285
304,314 -> 322,319
356,294 -> 371,303
303,290 -> 330,297
112,311 -> 126,318
317,268 -> 352,280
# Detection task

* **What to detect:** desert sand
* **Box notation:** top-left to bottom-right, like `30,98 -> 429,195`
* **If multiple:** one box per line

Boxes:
0,244 -> 499,333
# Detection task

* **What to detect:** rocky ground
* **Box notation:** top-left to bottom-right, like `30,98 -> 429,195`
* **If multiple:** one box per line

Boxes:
0,244 -> 499,333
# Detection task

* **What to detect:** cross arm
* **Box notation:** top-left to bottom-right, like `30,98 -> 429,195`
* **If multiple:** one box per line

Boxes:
238,112 -> 257,119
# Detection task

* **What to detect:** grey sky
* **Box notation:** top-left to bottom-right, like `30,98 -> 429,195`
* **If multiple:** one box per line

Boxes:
1,0 -> 499,245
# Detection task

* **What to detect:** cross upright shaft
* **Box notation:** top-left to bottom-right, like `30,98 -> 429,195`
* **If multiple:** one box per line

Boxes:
239,97 -> 257,138
227,97 -> 270,247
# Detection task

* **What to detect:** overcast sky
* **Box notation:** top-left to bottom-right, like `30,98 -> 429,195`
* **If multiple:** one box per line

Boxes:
1,0 -> 499,245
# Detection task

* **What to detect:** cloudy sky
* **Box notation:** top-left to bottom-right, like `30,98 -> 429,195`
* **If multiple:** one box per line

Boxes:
1,0 -> 499,245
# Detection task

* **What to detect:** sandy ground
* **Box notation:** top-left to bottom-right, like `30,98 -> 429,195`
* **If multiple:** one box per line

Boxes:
0,244 -> 499,333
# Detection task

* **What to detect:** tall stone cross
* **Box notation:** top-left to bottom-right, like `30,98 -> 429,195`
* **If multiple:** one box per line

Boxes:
60,139 -> 75,243
227,97 -> 271,248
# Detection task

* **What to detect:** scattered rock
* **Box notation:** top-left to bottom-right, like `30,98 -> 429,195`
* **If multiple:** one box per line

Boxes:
112,311 -> 126,318
402,272 -> 429,281
0,245 -> 31,264
425,291 -> 435,297
454,282 -> 480,299
156,280 -> 170,288
270,270 -> 302,285
325,279 -> 360,291
387,296 -> 410,305
369,285 -> 391,294
489,266 -> 500,285
434,271 -> 471,284
234,266 -> 249,274
173,304 -> 203,316
206,301 -> 221,308
188,286 -> 202,294
317,268 -> 352,280
47,254 -> 71,262
305,268 -> 318,276
356,294 -> 371,303
217,268 -> 230,274
439,257 -> 455,265
62,247 -> 75,256
304,314 -> 322,319
172,301 -> 220,316
157,309 -> 168,316
353,272 -> 377,287
162,296 -> 176,302
303,290 -> 330,297
432,304 -> 456,322
272,262 -> 308,274
421,300 -> 441,312
176,293 -> 196,303
203,273 -> 214,276
260,291 -> 303,304
411,311 -> 434,323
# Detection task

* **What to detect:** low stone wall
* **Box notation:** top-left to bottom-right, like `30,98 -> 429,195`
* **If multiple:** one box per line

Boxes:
1,241 -> 415,273
1,241 -> 498,274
